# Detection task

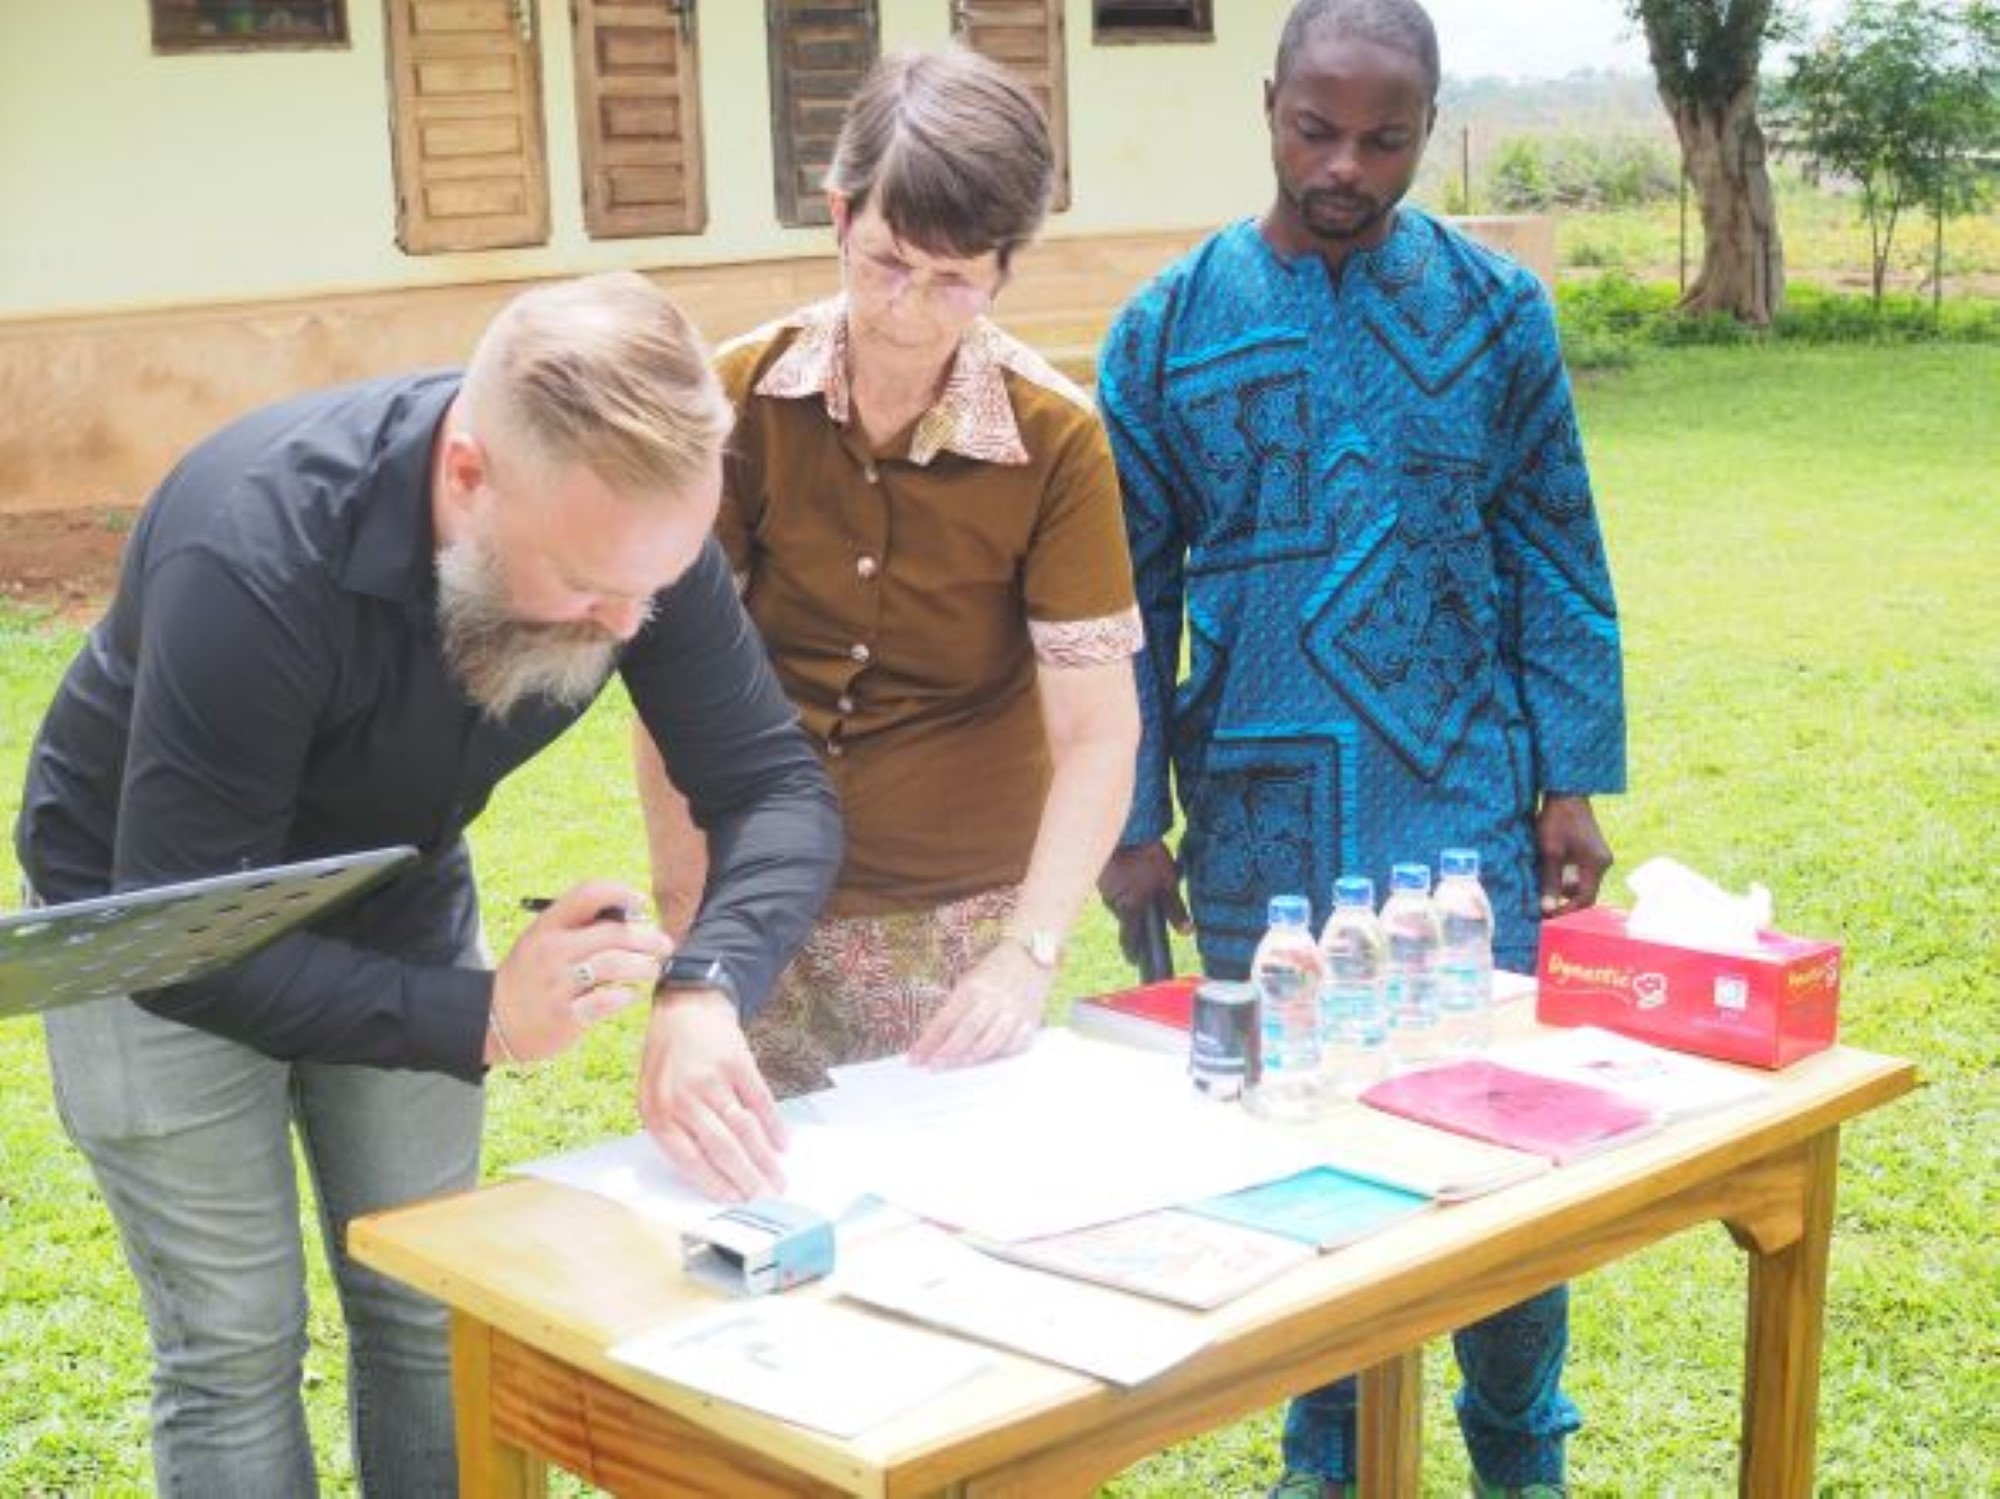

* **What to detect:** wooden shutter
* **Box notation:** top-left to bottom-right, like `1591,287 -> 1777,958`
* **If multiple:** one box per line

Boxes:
951,0 -> 1071,211
384,0 -> 551,254
571,0 -> 706,238
766,0 -> 880,228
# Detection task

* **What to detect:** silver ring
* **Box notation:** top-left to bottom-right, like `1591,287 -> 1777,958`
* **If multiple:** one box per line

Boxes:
570,960 -> 596,991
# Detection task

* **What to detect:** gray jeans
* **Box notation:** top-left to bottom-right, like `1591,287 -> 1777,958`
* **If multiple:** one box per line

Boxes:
43,992 -> 482,1497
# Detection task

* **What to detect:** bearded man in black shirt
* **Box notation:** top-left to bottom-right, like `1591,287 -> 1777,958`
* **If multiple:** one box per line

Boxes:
15,271 -> 841,1494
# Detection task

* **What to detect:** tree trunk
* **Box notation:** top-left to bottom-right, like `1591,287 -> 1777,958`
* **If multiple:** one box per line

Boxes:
1666,84 -> 1786,324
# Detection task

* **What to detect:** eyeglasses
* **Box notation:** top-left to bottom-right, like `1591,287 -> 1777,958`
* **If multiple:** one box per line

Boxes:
844,244 -> 997,316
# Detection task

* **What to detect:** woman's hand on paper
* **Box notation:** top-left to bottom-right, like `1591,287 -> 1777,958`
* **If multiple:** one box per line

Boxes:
639,990 -> 788,1201
908,941 -> 1053,1069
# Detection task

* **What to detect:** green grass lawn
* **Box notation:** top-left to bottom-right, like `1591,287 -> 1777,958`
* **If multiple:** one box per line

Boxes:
3,342 -> 1996,1494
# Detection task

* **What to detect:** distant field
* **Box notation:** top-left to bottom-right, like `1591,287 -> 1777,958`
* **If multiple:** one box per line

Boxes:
1548,175 -> 2000,298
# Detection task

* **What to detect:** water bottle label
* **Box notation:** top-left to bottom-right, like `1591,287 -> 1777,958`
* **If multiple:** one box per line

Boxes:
1256,962 -> 1321,1074
1325,985 -> 1384,1044
1437,959 -> 1487,1013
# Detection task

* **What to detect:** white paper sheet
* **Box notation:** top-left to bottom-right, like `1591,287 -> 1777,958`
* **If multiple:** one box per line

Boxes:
837,1224 -> 1211,1386
610,1297 -> 991,1437
512,1094 -> 895,1229
818,1029 -> 1187,1124
519,1032 -> 1327,1243
814,1032 -> 1327,1240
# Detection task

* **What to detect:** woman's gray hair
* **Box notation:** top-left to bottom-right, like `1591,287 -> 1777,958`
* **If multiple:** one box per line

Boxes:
825,48 -> 1056,268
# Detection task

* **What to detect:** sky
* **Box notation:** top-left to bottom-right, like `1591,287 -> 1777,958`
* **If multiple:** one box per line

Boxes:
1421,0 -> 1848,80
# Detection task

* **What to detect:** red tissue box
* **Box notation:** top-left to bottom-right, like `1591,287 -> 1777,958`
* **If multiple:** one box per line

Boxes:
1535,906 -> 1841,1069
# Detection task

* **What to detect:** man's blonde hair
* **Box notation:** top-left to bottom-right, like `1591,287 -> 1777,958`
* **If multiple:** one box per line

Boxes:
462,271 -> 733,499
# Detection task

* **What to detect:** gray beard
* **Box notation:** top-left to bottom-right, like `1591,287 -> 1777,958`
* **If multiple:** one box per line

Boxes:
435,536 -> 625,720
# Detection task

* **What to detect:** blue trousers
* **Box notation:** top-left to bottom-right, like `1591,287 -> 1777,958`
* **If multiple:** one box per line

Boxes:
44,994 -> 483,1496
1281,1285 -> 1579,1488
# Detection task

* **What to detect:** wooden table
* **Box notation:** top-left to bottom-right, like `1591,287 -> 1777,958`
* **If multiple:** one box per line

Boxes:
351,1041 -> 1912,1497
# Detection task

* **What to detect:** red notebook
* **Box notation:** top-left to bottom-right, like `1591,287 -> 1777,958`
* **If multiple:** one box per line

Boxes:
1359,1058 -> 1661,1166
1066,977 -> 1199,1055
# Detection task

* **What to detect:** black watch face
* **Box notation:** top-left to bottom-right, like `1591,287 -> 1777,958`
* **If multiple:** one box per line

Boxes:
664,957 -> 728,991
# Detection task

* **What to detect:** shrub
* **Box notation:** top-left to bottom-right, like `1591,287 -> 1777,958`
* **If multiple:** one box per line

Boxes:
1565,239 -> 1626,271
1559,324 -> 1642,372
1559,271 -> 1680,337
1555,273 -> 2000,360
1778,283 -> 2000,342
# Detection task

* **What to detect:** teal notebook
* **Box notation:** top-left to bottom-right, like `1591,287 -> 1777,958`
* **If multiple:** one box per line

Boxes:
1185,1166 -> 1432,1251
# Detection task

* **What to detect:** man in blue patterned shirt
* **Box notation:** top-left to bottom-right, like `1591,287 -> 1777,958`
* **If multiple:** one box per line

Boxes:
1096,3 -> 1626,1495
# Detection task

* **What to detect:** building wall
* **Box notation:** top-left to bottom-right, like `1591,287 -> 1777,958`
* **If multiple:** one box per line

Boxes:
0,1 -> 1287,322
0,4 -> 1556,513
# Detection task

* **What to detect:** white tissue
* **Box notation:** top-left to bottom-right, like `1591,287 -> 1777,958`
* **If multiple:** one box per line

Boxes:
1623,857 -> 1773,952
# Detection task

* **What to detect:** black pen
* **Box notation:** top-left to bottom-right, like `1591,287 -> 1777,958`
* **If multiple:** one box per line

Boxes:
519,897 -> 641,923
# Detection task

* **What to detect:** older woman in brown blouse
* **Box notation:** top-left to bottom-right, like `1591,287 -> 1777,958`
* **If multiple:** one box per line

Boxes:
634,48 -> 1142,1199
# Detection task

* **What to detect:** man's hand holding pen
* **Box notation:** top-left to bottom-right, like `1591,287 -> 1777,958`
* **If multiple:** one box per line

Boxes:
486,882 -> 674,1067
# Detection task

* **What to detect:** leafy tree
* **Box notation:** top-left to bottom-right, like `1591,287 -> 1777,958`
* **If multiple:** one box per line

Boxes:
1773,0 -> 2000,306
1628,0 -> 1796,325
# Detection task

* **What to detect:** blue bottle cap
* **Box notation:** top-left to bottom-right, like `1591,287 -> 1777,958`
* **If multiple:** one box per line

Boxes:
1390,862 -> 1431,892
1267,894 -> 1312,928
1440,848 -> 1481,879
1333,875 -> 1376,907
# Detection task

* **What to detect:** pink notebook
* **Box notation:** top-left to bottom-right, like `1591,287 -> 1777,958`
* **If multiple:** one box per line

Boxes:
1360,1058 -> 1661,1166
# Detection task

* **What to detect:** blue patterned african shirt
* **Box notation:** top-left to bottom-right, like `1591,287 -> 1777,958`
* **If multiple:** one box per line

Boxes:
1099,210 -> 1626,974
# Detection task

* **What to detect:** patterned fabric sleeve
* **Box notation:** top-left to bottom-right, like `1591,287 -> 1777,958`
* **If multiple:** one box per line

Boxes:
1096,281 -> 1188,846
1489,281 -> 1628,795
1028,607 -> 1143,667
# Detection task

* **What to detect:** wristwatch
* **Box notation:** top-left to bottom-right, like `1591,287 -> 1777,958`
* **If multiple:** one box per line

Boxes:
658,954 -> 738,1005
1009,927 -> 1063,971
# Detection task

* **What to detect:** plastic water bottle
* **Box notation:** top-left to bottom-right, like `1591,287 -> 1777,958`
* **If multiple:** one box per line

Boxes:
1381,862 -> 1444,1069
1246,894 -> 1328,1120
1318,875 -> 1389,1098
1436,847 -> 1496,1056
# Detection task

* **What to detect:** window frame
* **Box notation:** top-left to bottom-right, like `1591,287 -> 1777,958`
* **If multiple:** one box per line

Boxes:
1090,0 -> 1212,46
149,1 -> 350,55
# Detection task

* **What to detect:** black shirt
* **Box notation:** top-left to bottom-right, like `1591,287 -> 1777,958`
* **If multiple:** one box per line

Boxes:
14,372 -> 842,1082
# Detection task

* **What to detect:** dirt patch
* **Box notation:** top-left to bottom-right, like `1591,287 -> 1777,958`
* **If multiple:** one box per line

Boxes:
0,508 -> 137,623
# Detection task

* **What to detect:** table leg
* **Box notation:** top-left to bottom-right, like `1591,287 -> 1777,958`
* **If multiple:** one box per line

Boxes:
1737,1127 -> 1839,1499
452,1312 -> 548,1498
1357,1347 -> 1423,1498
